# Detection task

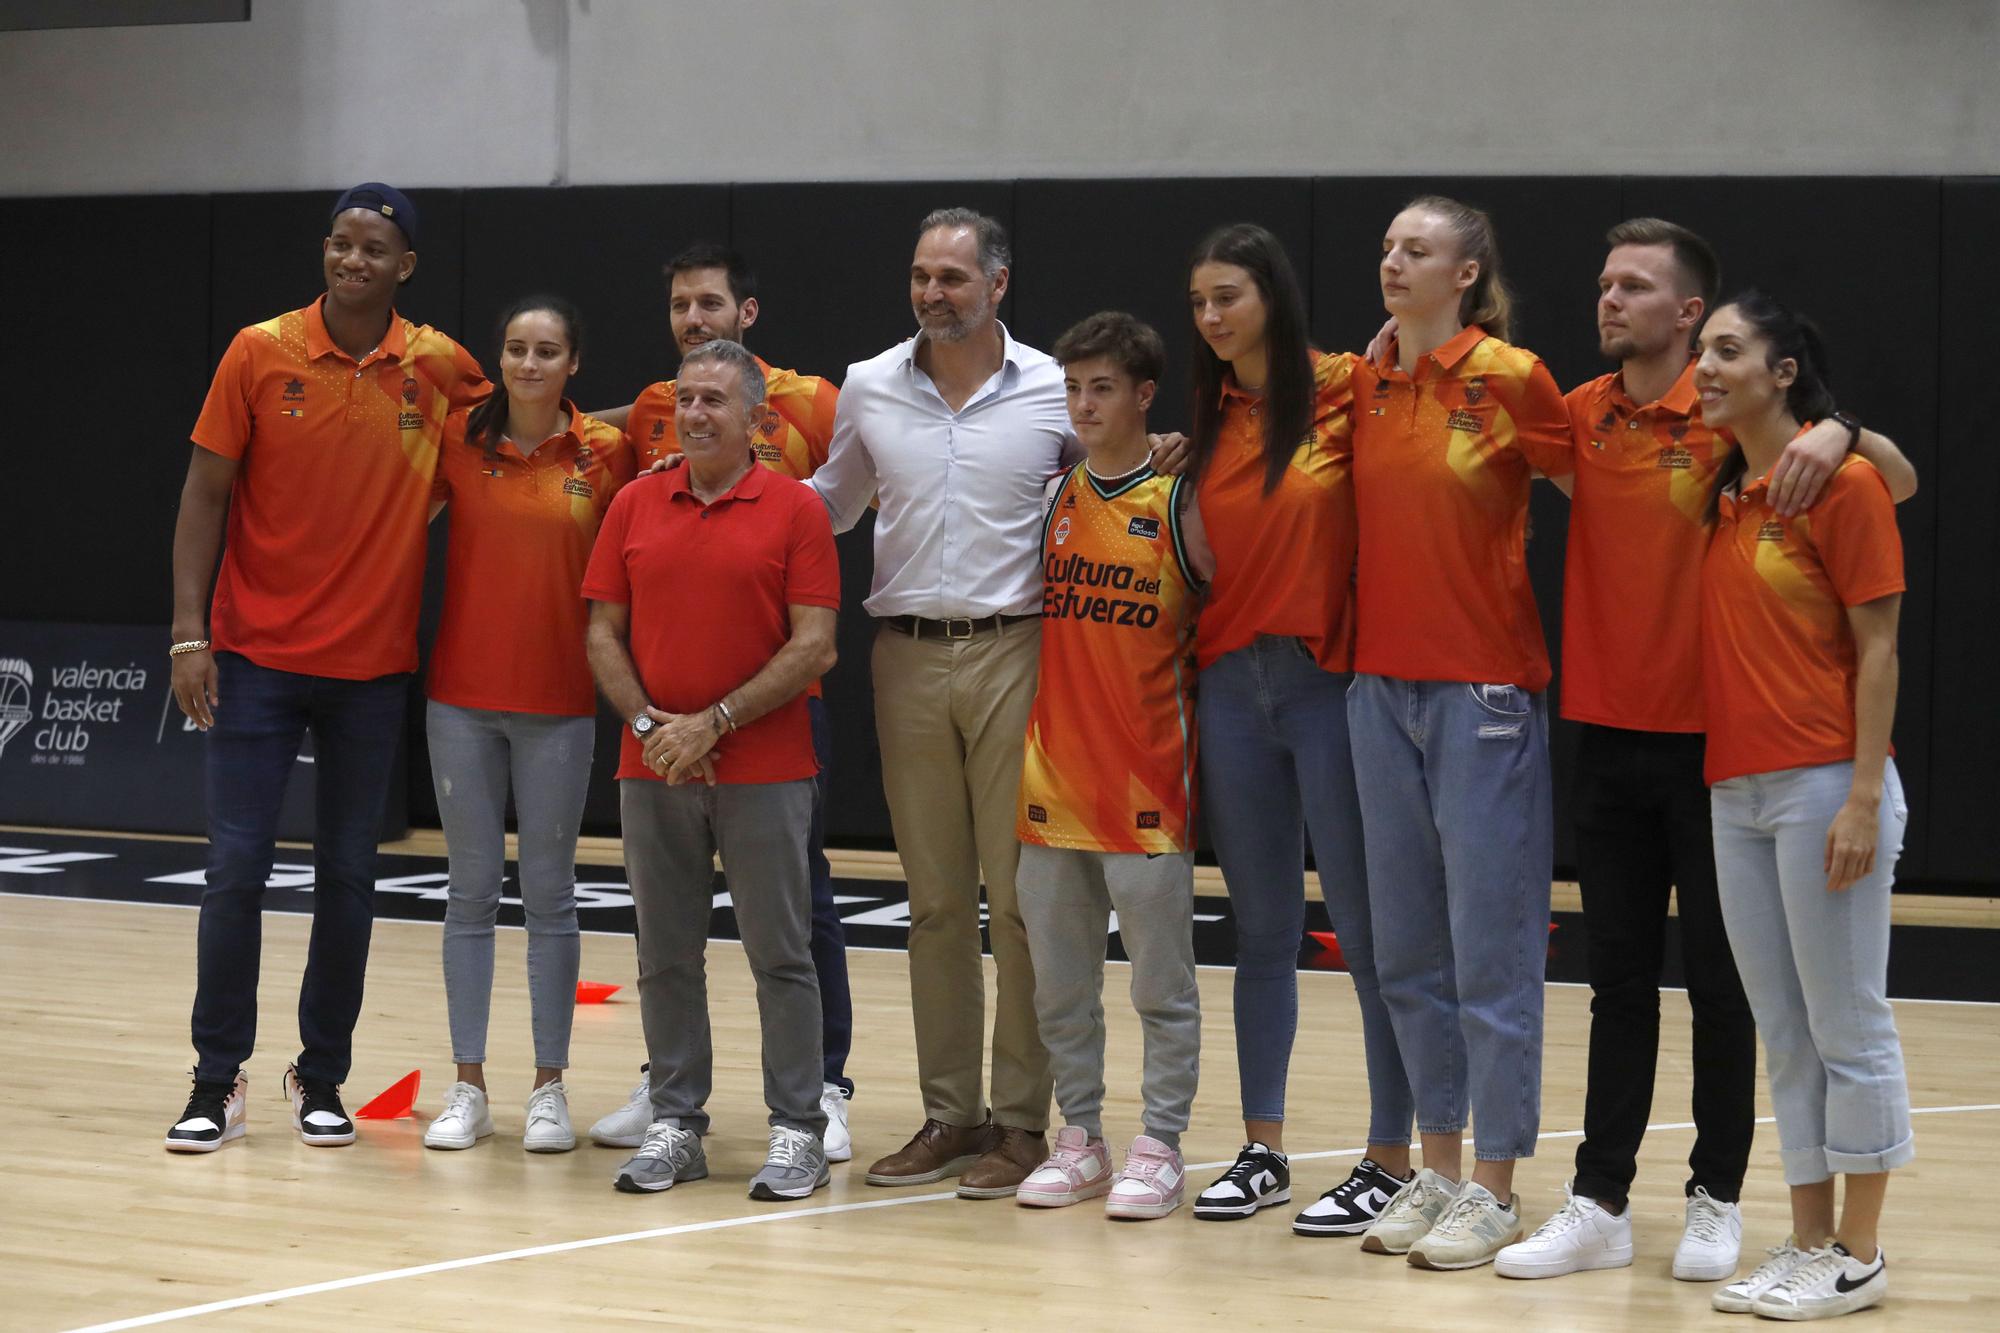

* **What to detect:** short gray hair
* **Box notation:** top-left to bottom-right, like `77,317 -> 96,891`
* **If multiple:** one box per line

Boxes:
918,207 -> 1011,277
678,338 -> 766,411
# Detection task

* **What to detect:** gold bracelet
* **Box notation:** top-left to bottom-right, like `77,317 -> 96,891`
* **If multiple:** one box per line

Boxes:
169,640 -> 211,657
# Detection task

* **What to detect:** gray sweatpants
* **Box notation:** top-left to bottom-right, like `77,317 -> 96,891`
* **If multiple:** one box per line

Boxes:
427,700 -> 590,1069
1016,841 -> 1201,1148
620,778 -> 826,1139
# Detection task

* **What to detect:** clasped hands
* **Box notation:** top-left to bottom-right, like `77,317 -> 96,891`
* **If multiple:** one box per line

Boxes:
640,706 -> 721,785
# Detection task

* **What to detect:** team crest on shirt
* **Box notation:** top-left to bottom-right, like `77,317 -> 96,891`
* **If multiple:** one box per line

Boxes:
755,405 -> 783,440
282,378 -> 306,403
1657,446 -> 1694,470
1026,804 -> 1048,823
1463,376 -> 1487,405
1127,516 -> 1161,540
563,476 -> 594,498
650,420 -> 666,440
1596,409 -> 1617,431
1053,517 -> 1072,546
1446,408 -> 1483,433
1372,379 -> 1391,399
402,377 -> 420,406
1757,520 -> 1787,542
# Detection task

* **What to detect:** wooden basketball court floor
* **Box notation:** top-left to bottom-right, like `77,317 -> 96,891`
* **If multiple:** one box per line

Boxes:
4,842 -> 1998,1330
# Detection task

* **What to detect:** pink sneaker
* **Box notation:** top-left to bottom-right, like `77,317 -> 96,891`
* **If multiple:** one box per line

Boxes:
1015,1125 -> 1113,1208
1106,1134 -> 1186,1220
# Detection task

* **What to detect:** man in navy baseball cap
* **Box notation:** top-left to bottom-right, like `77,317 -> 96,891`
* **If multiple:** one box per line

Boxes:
330,181 -> 418,248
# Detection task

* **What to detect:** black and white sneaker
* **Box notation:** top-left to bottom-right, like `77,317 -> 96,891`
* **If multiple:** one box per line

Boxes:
164,1069 -> 247,1153
284,1064 -> 356,1146
1293,1158 -> 1412,1235
1193,1142 -> 1291,1220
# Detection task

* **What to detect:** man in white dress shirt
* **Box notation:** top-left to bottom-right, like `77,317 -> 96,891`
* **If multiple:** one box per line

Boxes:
812,208 -> 1079,1199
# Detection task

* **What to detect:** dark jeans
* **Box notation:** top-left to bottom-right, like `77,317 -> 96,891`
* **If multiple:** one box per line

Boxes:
808,695 -> 854,1093
190,652 -> 407,1086
1571,723 -> 1756,1208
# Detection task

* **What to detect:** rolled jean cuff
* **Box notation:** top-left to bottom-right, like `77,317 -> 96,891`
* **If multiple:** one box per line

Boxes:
1417,1119 -> 1466,1137
1825,1134 -> 1915,1178
1241,1109 -> 1286,1125
1476,1143 -> 1536,1163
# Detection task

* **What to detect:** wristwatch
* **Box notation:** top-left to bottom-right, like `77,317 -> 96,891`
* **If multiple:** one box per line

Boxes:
630,711 -> 656,740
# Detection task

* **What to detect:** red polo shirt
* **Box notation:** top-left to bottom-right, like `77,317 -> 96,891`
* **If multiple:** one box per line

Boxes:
581,461 -> 840,784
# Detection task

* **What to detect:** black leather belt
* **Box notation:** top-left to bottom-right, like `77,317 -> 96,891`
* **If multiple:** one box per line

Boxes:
882,613 -> 1039,640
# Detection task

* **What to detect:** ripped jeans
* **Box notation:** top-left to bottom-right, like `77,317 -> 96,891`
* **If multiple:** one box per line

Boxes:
1346,674 -> 1553,1161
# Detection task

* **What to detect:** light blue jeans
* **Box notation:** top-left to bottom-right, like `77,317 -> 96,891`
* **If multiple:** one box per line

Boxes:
426,700 -> 592,1069
1346,674 -> 1552,1161
1198,636 -> 1413,1143
1710,760 -> 1914,1186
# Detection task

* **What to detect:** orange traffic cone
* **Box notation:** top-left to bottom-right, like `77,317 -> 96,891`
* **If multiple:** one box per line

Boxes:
576,981 -> 621,1004
354,1069 -> 421,1120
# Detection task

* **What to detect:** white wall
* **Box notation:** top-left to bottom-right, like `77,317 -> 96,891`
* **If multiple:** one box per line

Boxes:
4,0 -> 1996,196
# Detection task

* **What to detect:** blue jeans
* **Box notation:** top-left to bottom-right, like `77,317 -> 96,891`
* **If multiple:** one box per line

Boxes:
1347,673 -> 1552,1161
1198,636 -> 1413,1143
1711,760 -> 1913,1186
192,652 -> 407,1085
808,695 -> 854,1093
426,701 -> 590,1070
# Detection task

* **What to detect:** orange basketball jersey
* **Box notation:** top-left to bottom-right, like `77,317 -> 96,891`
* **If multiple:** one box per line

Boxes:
1019,464 -> 1204,854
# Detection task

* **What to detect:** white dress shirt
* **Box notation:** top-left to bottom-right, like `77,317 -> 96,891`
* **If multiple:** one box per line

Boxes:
813,324 -> 1081,619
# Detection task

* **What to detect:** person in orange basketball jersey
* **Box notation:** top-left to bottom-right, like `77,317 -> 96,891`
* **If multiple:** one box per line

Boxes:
583,244 -> 860,1166
1177,224 -> 1419,1233
1011,312 -> 1210,1222
165,184 -> 486,1153
419,296 -> 635,1157
1694,292 -> 1910,1322
1345,196 -> 1570,1270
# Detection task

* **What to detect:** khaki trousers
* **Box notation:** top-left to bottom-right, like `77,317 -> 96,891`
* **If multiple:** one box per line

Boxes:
871,618 -> 1052,1131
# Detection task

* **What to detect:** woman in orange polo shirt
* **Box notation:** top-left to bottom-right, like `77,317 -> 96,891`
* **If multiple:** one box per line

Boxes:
1344,196 -> 1573,1270
1180,223 -> 1417,1233
1695,291 -> 1909,1321
419,296 -> 635,1155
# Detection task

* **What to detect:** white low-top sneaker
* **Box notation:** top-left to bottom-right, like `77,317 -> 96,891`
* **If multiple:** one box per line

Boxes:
1673,1186 -> 1744,1281
1713,1237 -> 1810,1313
820,1082 -> 852,1163
424,1081 -> 494,1150
588,1066 -> 651,1148
1496,1182 -> 1634,1278
1408,1180 -> 1524,1271
523,1080 -> 576,1153
1750,1242 -> 1886,1320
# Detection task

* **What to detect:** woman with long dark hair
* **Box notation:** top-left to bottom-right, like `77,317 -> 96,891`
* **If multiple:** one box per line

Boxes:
1344,196 -> 1573,1270
1181,223 -> 1417,1233
421,296 -> 635,1154
1695,291 -> 1909,1321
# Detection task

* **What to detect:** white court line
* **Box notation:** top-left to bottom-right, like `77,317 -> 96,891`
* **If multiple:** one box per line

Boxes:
63,1101 -> 2000,1332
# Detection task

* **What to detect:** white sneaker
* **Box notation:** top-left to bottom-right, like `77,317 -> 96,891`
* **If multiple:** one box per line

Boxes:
1360,1167 -> 1459,1255
423,1081 -> 494,1150
1750,1242 -> 1886,1320
589,1066 -> 651,1148
820,1083 -> 852,1163
1408,1180 -> 1524,1270
1713,1237 -> 1810,1313
1673,1186 -> 1744,1281
1496,1182 -> 1634,1278
523,1081 -> 576,1153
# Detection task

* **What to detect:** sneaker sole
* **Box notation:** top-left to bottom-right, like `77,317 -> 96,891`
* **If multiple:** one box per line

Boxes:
1193,1187 -> 1292,1220
1496,1247 -> 1635,1279
524,1136 -> 577,1153
1361,1232 -> 1422,1255
1672,1256 -> 1739,1282
824,1140 -> 853,1163
748,1176 -> 830,1201
296,1126 -> 356,1147
164,1122 -> 245,1154
1712,1290 -> 1762,1314
1016,1178 -> 1113,1208
956,1179 -> 1030,1200
423,1126 -> 495,1151
1751,1290 -> 1884,1321
1107,1196 -> 1183,1221
1293,1213 -> 1376,1236
615,1162 -> 707,1194
591,1130 -> 645,1148
865,1154 -> 980,1187
1408,1228 -> 1524,1272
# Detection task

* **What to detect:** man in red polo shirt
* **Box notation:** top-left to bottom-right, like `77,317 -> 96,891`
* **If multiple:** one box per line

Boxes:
164,184 -> 484,1155
583,338 -> 841,1200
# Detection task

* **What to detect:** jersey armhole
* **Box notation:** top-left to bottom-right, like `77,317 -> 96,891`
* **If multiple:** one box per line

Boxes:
1166,474 -> 1205,591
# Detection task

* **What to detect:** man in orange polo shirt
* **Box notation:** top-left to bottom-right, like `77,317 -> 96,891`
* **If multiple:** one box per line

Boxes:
582,338 -> 840,1199
1498,218 -> 1917,1283
164,184 -> 485,1154
585,244 -> 860,1164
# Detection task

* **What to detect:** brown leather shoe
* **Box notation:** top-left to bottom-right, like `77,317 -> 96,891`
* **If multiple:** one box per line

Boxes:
956,1126 -> 1049,1199
863,1118 -> 999,1187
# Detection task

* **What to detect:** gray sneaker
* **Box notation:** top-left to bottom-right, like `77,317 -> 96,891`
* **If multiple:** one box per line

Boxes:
748,1125 -> 831,1201
613,1121 -> 707,1194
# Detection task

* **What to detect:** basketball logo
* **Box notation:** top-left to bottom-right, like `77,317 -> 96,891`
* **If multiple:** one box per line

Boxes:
1053,517 -> 1072,546
0,657 -> 31,759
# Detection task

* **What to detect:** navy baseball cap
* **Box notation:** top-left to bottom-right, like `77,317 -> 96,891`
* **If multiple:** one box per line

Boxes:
330,182 -> 418,248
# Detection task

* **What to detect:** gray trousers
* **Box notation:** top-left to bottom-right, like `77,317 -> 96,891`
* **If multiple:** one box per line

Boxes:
427,700 -> 590,1069
620,778 -> 827,1138
1015,841 -> 1201,1148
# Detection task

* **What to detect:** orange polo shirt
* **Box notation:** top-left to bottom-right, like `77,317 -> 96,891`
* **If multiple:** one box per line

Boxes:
627,357 -> 839,479
1193,350 -> 1357,672
427,404 -> 636,715
1350,325 -> 1573,690
192,297 -> 487,679
581,465 -> 841,784
1562,363 -> 1726,732
1700,455 -> 1903,785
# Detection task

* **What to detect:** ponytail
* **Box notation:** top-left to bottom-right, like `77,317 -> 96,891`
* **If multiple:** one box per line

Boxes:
1701,289 -> 1838,523
1406,194 -> 1513,342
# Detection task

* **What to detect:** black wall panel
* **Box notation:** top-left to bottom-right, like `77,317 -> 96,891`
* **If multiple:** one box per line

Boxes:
1620,177 -> 1941,881
1930,179 -> 2000,881
2,195 -> 212,624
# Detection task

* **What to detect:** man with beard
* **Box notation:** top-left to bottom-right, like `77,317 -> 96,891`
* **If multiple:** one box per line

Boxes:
810,208 -> 1079,1199
585,245 -> 858,1166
